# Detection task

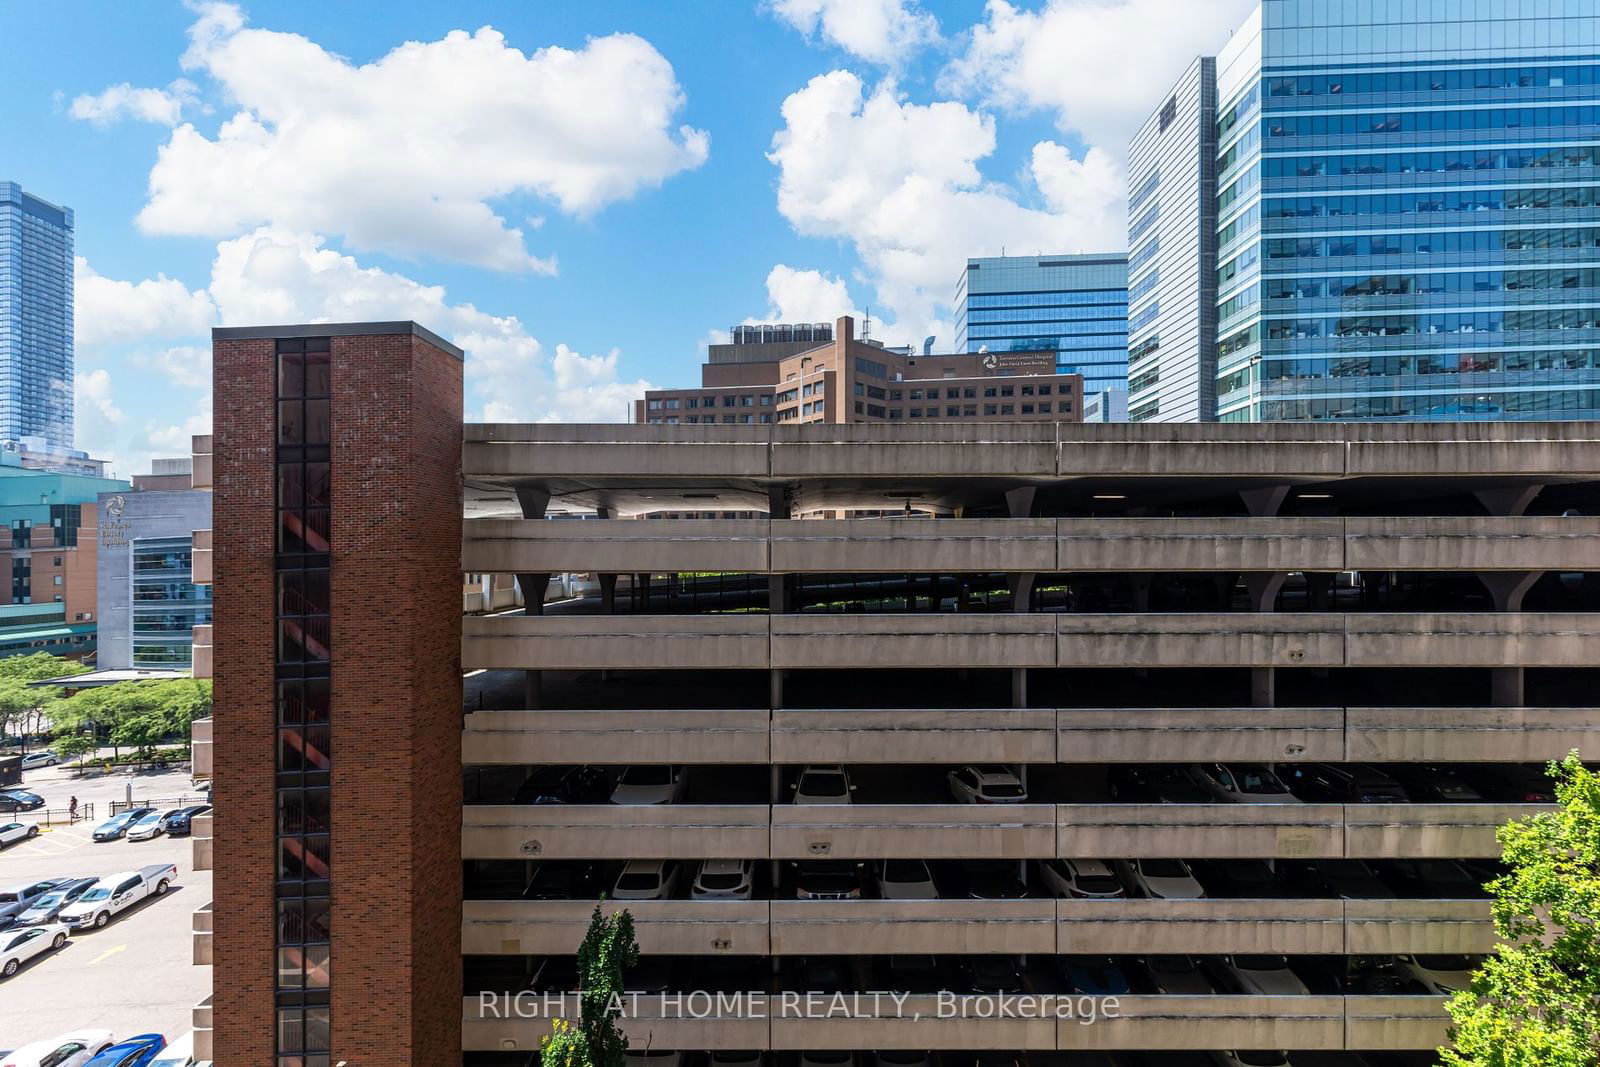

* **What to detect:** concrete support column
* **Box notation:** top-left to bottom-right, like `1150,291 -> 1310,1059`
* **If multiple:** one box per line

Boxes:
638,573 -> 652,612
769,484 -> 793,614
770,669 -> 784,710
1492,667 -> 1525,707
958,577 -> 971,612
599,574 -> 618,614
1011,668 -> 1028,709
1130,574 -> 1153,612
1240,485 -> 1291,518
928,574 -> 942,612
1305,573 -> 1334,611
1475,485 -> 1544,517
515,485 -> 551,708
1244,573 -> 1287,613
1007,573 -> 1036,612
1005,486 -> 1037,519
1251,667 -> 1276,708
1480,570 -> 1540,613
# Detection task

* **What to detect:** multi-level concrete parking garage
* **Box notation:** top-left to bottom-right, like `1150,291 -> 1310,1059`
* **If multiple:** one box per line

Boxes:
206,325 -> 1600,1066
457,421 -> 1600,1065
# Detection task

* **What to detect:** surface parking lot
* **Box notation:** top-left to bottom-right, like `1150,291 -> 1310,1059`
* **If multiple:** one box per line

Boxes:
1,762 -> 209,1052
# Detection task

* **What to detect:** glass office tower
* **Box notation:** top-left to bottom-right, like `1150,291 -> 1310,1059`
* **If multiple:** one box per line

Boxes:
953,253 -> 1130,394
1211,0 -> 1600,421
0,182 -> 73,450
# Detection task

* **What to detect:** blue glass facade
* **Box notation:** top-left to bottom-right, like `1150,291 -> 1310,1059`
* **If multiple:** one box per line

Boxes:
0,182 -> 73,450
130,535 -> 212,669
954,254 -> 1130,394
1212,1 -> 1600,422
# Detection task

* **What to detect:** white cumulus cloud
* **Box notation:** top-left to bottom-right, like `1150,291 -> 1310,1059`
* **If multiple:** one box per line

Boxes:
942,0 -> 1258,151
128,2 -> 710,272
207,228 -> 652,423
746,265 -> 861,326
768,70 -> 1123,343
69,79 -> 199,125
74,257 -> 217,350
766,0 -> 940,66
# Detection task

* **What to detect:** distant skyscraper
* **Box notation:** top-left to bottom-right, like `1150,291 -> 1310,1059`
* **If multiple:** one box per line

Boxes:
953,253 -> 1129,395
0,182 -> 74,451
1133,0 -> 1600,422
1126,58 -> 1218,423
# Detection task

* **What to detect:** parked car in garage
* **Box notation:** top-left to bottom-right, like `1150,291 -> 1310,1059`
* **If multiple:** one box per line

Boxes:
948,765 -> 1027,804
1188,763 -> 1299,804
1041,859 -> 1125,899
611,765 -> 688,806
1118,858 -> 1205,899
792,765 -> 855,804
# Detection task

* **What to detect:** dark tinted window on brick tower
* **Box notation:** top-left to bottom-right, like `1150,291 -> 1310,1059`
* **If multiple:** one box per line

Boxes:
274,336 -> 332,1067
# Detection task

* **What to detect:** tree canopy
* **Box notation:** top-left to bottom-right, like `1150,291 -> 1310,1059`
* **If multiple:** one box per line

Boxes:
50,677 -> 212,759
1442,753 -> 1600,1067
0,652 -> 89,740
541,905 -> 640,1067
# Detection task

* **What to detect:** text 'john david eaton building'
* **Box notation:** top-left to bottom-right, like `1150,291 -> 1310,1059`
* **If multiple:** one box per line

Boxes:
206,321 -> 1600,1066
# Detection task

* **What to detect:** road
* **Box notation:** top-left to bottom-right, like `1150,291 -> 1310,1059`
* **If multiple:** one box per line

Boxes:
1,762 -> 210,1051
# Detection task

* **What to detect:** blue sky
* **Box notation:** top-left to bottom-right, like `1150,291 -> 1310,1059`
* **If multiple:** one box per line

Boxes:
0,0 -> 1253,474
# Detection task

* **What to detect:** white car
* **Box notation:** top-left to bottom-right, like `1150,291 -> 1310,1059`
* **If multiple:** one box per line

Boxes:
792,765 -> 854,804
149,1032 -> 198,1067
947,765 -> 1028,803
1221,954 -> 1310,995
1119,858 -> 1206,899
0,821 -> 39,847
126,808 -> 177,841
0,1028 -> 112,1067
1395,954 -> 1480,994
0,922 -> 68,978
611,765 -> 688,806
1189,763 -> 1301,804
1041,859 -> 1125,899
875,859 -> 938,899
612,860 -> 680,901
19,751 -> 58,770
692,859 -> 754,900
1213,1053 -> 1293,1067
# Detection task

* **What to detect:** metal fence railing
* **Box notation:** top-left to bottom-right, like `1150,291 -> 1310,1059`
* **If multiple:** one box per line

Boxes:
109,793 -> 209,816
32,802 -> 94,827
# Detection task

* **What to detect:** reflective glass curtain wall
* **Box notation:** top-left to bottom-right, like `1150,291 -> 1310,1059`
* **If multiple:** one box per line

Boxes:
130,536 -> 212,668
954,254 -> 1130,394
0,183 -> 73,449
1213,0 -> 1600,422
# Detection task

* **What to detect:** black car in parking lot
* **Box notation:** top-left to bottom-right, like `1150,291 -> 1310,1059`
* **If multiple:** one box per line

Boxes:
0,789 -> 44,813
522,862 -> 602,900
160,803 -> 213,836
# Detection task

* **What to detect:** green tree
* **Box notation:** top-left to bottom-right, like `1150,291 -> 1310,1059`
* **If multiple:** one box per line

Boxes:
0,652 -> 88,743
53,730 -> 97,765
1441,752 -> 1600,1067
541,905 -> 640,1067
50,678 -> 213,761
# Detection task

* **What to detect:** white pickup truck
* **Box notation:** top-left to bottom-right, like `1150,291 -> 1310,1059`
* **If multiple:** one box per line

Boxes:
57,863 -> 178,930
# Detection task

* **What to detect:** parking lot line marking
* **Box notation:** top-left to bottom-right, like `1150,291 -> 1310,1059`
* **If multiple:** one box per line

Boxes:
87,944 -> 126,965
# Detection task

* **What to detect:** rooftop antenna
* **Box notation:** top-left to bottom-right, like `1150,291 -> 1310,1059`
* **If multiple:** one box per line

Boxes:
863,307 -> 871,341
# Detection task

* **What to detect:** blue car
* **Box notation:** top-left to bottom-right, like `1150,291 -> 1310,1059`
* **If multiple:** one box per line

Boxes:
1060,955 -> 1133,995
92,807 -> 157,842
84,1032 -> 167,1067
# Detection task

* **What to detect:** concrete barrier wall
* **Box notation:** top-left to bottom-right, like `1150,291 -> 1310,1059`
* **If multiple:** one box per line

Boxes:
461,706 -> 1598,765
458,994 -> 1454,1053
463,612 -> 1600,670
461,514 -> 1600,575
462,804 -> 1552,861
